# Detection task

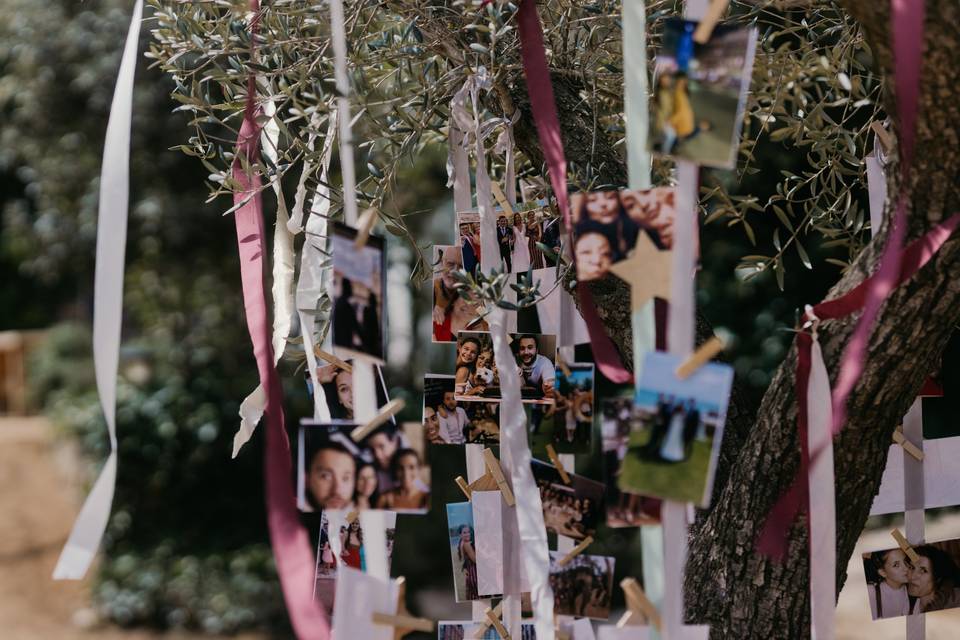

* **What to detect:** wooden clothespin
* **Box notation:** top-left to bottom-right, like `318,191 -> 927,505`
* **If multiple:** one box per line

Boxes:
346,510 -> 359,525
617,577 -> 662,631
675,336 -> 726,380
484,606 -> 511,640
455,476 -> 473,500
490,181 -> 515,216
870,121 -> 895,156
545,444 -> 571,485
557,535 -> 594,567
556,357 -> 572,379
350,398 -> 406,442
471,601 -> 503,638
353,207 -> 379,249
891,528 -> 920,564
371,576 -> 435,639
892,425 -> 924,461
692,0 -> 730,44
482,448 -> 516,507
315,346 -> 352,372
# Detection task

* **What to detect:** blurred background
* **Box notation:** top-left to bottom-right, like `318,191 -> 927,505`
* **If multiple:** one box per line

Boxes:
2,1 -> 958,638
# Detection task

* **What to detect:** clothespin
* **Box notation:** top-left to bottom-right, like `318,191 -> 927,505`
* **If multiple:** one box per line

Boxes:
675,336 -> 726,380
870,121 -> 895,156
545,444 -> 571,484
617,577 -> 661,631
892,425 -> 924,461
315,346 -> 352,372
346,510 -> 359,525
471,601 -> 504,639
371,576 -> 434,639
557,536 -> 594,567
482,448 -> 516,506
350,398 -> 406,442
455,476 -> 473,500
484,606 -> 511,640
692,0 -> 730,44
891,528 -> 920,564
556,357 -> 572,378
353,207 -> 379,249
490,181 -> 515,216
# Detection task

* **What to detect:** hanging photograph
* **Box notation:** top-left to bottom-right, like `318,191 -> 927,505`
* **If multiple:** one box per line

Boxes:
313,511 -> 397,605
446,501 -> 483,602
570,187 -> 676,282
862,538 -> 960,618
432,244 -> 489,342
437,621 -> 536,640
601,398 -> 661,527
548,550 -> 616,620
618,351 -> 734,507
330,221 -> 386,364
424,374 -> 500,445
457,211 -> 483,276
647,18 -> 758,169
454,331 -> 557,404
311,359 -> 391,422
495,202 -> 561,273
531,458 -> 605,541
298,420 -> 431,513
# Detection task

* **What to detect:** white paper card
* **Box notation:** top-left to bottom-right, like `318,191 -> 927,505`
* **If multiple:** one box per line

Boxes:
473,490 -> 505,596
331,566 -> 398,640
870,435 -> 960,515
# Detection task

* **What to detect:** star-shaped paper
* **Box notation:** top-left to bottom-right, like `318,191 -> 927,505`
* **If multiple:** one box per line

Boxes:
608,231 -> 672,310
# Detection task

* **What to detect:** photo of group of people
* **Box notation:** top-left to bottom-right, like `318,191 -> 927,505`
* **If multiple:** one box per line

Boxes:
454,332 -> 557,404
432,244 -> 489,343
314,512 -> 397,584
548,551 -> 615,620
618,351 -> 734,507
648,18 -> 757,169
570,187 -> 676,282
437,621 -> 536,640
423,374 -> 500,445
298,421 -> 431,514
311,360 -> 391,422
495,204 -> 561,273
330,222 -> 386,363
601,398 -> 662,528
863,537 -> 960,618
531,459 -> 605,541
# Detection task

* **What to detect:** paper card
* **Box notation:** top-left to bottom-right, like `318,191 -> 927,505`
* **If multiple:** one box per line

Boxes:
314,510 -> 397,600
569,187 -> 676,282
600,398 -> 661,527
491,202 -> 560,274
331,566 -> 398,640
861,537 -> 960,619
310,359 -> 392,422
473,491 -> 505,597
298,420 -> 431,513
455,331 -> 557,405
618,351 -> 734,507
548,550 -> 616,620
446,501 -> 484,602
432,245 -> 489,342
516,268 -> 590,345
597,626 -> 651,639
647,19 -> 758,169
870,436 -> 960,515
437,620 -> 537,639
531,458 -> 606,541
330,221 -> 386,364
424,374 -> 500,445
563,618 -> 598,640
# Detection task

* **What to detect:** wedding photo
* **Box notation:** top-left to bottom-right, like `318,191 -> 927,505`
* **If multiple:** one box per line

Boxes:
454,332 -> 557,405
862,537 -> 960,619
457,212 -> 483,276
495,203 -> 561,273
601,397 -> 661,528
548,550 -> 616,619
647,18 -> 757,168
423,374 -> 500,445
432,244 -> 488,342
570,187 -> 676,282
532,458 -> 605,541
298,420 -> 431,513
618,351 -> 734,506
330,221 -> 386,363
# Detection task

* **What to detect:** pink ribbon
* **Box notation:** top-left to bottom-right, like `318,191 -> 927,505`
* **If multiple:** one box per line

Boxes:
232,2 -> 330,636
517,0 -> 632,383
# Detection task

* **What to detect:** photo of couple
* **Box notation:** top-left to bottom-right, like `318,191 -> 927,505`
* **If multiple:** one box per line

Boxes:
863,539 -> 960,619
431,244 -> 489,343
423,374 -> 500,445
454,332 -> 557,405
648,18 -> 757,169
330,222 -> 386,363
495,205 -> 561,273
298,421 -> 431,514
548,551 -> 615,620
571,187 -> 676,282
619,351 -> 734,507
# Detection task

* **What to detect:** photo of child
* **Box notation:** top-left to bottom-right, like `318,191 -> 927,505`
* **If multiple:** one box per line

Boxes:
862,538 -> 960,618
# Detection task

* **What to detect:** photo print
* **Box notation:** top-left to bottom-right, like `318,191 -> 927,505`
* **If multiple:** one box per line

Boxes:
432,244 -> 489,343
495,202 -> 561,273
446,501 -> 482,602
424,374 -> 500,445
312,359 -> 391,422
618,351 -> 734,506
314,511 -> 397,602
531,458 -> 605,541
457,211 -> 482,276
551,362 -> 595,453
570,187 -> 676,282
298,420 -> 431,513
437,621 -> 536,640
330,221 -> 386,363
454,332 -> 557,405
548,550 -> 616,620
601,398 -> 661,527
648,18 -> 758,168
862,537 -> 960,618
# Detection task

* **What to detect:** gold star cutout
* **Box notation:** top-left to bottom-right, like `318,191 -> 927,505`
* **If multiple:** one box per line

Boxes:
608,231 -> 672,310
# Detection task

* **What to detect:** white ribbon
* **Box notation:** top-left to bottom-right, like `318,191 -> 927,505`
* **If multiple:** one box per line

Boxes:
866,149 -> 886,238
54,0 -> 143,580
328,0 -> 358,226
902,400 -> 925,640
624,0 -> 652,191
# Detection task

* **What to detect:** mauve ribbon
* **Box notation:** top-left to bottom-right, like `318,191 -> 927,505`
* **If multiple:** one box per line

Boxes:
232,2 -> 330,636
517,0 -> 631,383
